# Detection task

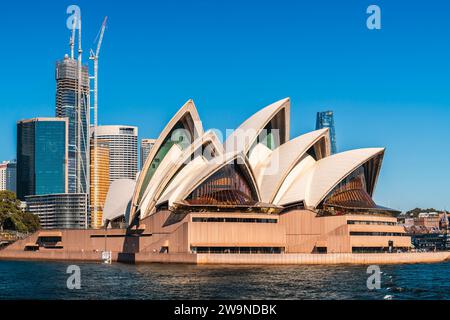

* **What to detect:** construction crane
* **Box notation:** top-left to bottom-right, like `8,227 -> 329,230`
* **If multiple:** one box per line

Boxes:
77,13 -> 83,197
69,12 -> 77,59
90,16 -> 108,229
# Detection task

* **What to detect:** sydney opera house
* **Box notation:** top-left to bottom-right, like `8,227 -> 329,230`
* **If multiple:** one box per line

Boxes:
101,97 -> 411,256
2,98 -> 422,264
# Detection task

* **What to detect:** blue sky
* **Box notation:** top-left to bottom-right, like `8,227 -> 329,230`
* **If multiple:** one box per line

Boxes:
0,0 -> 449,211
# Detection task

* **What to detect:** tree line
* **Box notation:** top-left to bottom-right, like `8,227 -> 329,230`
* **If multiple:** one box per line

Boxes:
0,191 -> 40,233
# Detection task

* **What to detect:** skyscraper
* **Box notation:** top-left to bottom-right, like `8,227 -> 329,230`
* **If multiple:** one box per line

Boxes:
316,111 -> 337,154
16,118 -> 68,200
95,126 -> 138,183
55,55 -> 90,194
0,161 -> 16,193
90,140 -> 110,228
140,138 -> 156,169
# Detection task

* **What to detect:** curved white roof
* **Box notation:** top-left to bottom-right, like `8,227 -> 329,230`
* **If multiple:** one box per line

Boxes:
130,99 -> 203,221
224,98 -> 290,155
119,97 -> 391,223
275,148 -> 385,208
166,152 -> 260,207
138,130 -> 224,218
138,144 -> 183,217
157,156 -> 210,207
103,179 -> 136,225
273,154 -> 316,205
255,129 -> 330,203
248,142 -> 272,177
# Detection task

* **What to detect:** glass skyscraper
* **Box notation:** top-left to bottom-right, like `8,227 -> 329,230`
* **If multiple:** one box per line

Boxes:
316,111 -> 337,154
0,161 -> 16,193
140,138 -> 156,170
16,118 -> 68,200
55,55 -> 90,194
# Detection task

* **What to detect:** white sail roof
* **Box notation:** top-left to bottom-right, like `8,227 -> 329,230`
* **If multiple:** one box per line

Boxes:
139,130 -> 224,218
275,148 -> 385,208
157,156 -> 210,207
130,99 -> 204,222
119,97 -> 392,225
103,179 -> 136,225
224,98 -> 290,155
138,144 -> 183,218
255,129 -> 330,203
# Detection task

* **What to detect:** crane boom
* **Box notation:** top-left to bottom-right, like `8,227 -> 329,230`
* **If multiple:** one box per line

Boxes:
90,16 -> 108,229
70,12 -> 78,59
77,13 -> 85,196
95,17 -> 108,58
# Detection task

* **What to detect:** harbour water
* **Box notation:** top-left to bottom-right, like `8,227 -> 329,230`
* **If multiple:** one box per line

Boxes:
0,260 -> 449,300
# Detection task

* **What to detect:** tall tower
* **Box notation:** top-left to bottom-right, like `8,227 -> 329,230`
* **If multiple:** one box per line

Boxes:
55,56 -> 90,193
95,125 -> 138,183
0,161 -> 16,193
16,118 -> 68,200
89,140 -> 110,228
316,111 -> 337,154
0,163 -> 7,191
140,138 -> 156,170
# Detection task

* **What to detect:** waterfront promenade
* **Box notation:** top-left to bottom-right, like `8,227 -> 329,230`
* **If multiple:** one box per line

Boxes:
0,226 -> 449,265
1,248 -> 449,265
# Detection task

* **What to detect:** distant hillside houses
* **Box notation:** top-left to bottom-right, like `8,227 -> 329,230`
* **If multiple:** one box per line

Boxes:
401,208 -> 449,235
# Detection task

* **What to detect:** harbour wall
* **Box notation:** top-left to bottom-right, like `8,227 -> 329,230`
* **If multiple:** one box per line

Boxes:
0,249 -> 449,265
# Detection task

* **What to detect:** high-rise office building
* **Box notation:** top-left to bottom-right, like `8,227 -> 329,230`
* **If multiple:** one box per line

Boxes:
0,163 -> 8,191
0,161 -> 16,193
26,193 -> 88,229
316,111 -> 337,154
89,140 -> 110,228
16,118 -> 68,200
95,126 -> 138,183
55,55 -> 90,194
140,138 -> 156,170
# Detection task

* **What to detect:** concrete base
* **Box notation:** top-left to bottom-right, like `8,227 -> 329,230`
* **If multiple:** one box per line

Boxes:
196,252 -> 450,265
0,249 -> 449,265
0,210 -> 447,266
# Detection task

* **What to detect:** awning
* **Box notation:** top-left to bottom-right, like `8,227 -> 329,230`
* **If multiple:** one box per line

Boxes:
38,231 -> 62,238
24,243 -> 39,248
322,203 -> 401,215
315,241 -> 327,247
130,224 -> 146,231
172,200 -> 283,214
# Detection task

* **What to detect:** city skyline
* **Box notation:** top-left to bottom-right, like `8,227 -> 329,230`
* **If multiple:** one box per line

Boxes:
0,0 -> 449,212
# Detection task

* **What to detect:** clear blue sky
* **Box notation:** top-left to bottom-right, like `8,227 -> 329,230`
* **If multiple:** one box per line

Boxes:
0,0 -> 449,212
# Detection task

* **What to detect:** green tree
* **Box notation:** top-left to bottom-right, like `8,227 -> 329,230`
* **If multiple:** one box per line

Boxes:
406,208 -> 443,218
3,213 -> 28,233
20,211 -> 40,233
0,191 -> 40,233
0,191 -> 22,231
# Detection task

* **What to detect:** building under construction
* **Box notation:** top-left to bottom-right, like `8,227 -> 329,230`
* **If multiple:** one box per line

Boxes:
55,55 -> 90,194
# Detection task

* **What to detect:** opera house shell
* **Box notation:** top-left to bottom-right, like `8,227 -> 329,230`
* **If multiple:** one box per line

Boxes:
102,98 -> 411,255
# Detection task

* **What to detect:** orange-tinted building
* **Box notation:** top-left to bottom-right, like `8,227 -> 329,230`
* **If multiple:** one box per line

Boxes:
90,140 -> 110,229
